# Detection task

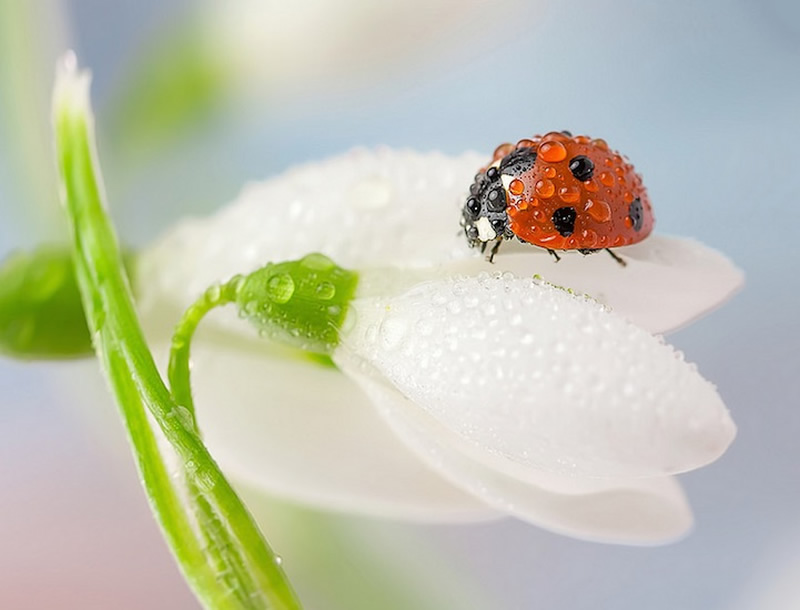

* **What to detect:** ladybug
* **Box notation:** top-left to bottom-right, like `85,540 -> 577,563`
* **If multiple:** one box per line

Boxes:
460,131 -> 654,264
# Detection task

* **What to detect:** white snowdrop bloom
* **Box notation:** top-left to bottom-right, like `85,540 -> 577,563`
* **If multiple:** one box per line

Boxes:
137,148 -> 743,545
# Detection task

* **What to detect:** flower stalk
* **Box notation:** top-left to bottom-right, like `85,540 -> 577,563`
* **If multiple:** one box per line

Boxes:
53,52 -> 302,610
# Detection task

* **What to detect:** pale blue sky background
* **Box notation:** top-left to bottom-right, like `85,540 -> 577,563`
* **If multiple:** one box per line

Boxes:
1,1 -> 799,608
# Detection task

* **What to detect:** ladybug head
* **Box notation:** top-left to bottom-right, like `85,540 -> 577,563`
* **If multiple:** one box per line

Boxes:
461,165 -> 511,247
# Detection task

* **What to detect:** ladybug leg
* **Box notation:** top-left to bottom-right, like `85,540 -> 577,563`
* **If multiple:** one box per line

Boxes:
480,241 -> 488,255
604,248 -> 627,267
546,249 -> 562,263
487,238 -> 503,263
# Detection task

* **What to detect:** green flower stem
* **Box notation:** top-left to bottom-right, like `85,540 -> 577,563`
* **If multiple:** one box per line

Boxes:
53,54 -> 302,610
168,276 -> 243,431
168,254 -> 359,431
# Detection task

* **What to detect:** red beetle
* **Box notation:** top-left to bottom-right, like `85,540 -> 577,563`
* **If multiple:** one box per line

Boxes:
461,131 -> 654,264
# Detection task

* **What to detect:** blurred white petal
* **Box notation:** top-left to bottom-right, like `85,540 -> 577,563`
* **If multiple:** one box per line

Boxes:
138,148 -> 743,336
352,372 -> 692,544
338,273 -> 736,479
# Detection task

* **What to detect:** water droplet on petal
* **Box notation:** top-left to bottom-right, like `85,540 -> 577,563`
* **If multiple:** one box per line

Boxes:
379,316 -> 407,351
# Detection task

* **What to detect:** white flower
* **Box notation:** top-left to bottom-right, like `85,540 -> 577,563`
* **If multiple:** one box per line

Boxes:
136,148 -> 742,545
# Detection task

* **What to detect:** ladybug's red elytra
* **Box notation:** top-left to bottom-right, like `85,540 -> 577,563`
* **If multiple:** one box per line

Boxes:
461,131 -> 654,264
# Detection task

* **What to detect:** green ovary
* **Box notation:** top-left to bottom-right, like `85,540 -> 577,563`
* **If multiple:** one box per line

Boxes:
236,253 -> 359,354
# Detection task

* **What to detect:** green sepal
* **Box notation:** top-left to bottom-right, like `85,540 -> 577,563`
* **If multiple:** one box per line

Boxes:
236,253 -> 359,354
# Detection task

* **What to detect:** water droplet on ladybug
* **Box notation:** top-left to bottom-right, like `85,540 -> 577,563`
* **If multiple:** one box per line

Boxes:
466,196 -> 481,218
535,179 -> 555,198
580,229 -> 598,248
599,171 -> 615,186
486,187 -> 507,211
539,141 -> 567,163
584,199 -> 612,223
558,186 -> 580,203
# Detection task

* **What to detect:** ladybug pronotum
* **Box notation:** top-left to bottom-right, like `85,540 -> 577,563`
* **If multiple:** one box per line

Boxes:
460,131 -> 654,264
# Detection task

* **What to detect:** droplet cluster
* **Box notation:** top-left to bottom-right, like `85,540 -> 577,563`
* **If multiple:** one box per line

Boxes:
344,273 -> 732,478
236,253 -> 359,354
465,132 -> 655,253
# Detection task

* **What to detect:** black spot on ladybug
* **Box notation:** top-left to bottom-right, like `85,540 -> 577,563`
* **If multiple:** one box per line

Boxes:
561,130 -> 573,137
628,197 -> 644,231
569,155 -> 594,182
486,187 -> 507,212
486,166 -> 500,181
552,207 -> 577,237
499,147 -> 537,176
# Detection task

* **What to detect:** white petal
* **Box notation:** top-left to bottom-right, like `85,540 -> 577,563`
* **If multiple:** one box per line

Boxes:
137,148 -> 483,308
137,148 -> 741,335
146,314 -> 495,523
338,273 -> 736,479
349,373 -> 693,544
443,234 -> 744,334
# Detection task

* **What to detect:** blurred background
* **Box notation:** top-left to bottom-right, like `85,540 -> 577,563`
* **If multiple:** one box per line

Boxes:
1,0 -> 799,608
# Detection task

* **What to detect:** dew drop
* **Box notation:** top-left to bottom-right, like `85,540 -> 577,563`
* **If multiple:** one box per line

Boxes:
415,317 -> 435,336
348,175 -> 393,210
204,283 -> 221,303
379,316 -> 408,351
539,141 -> 567,163
447,300 -> 463,315
584,199 -> 612,223
535,179 -> 555,198
315,281 -> 336,300
300,253 -> 335,271
267,273 -> 295,304
558,186 -> 580,203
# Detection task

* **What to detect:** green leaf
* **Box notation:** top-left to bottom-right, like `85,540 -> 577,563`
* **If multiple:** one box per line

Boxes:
104,21 -> 230,162
52,54 -> 302,610
0,246 -> 138,359
0,246 -> 91,358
